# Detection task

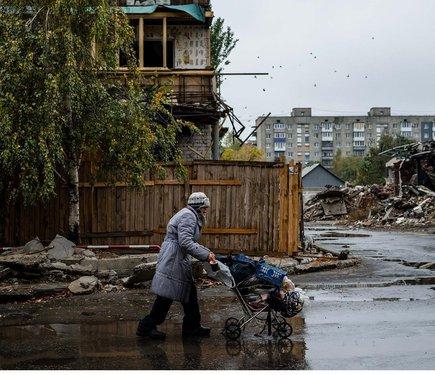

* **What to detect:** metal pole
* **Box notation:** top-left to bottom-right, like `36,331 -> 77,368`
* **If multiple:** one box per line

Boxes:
239,112 -> 271,147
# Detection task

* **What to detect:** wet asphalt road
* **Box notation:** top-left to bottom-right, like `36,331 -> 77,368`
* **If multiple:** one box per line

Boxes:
1,226 -> 435,369
298,225 -> 435,369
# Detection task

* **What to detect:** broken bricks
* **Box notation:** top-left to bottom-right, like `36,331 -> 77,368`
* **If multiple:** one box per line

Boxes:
304,183 -> 435,229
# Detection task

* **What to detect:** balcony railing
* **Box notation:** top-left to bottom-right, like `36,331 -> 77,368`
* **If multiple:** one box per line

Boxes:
108,69 -> 217,106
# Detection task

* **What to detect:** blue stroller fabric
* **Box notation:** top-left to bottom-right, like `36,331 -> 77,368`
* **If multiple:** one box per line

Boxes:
217,254 -> 287,287
217,254 -> 257,284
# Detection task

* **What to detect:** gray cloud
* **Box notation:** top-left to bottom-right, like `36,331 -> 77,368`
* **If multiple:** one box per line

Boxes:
213,0 -> 435,136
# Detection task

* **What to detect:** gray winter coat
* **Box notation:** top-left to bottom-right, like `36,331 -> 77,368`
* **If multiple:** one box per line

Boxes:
151,206 -> 211,303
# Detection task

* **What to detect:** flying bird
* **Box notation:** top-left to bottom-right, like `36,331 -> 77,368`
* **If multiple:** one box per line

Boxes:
262,88 -> 266,92
346,74 -> 350,78
314,83 -> 317,87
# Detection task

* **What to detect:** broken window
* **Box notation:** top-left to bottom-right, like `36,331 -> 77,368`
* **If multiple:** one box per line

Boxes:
143,40 -> 174,68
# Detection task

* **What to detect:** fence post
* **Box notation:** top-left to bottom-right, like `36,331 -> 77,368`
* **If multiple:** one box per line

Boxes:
297,163 -> 305,250
278,162 -> 289,253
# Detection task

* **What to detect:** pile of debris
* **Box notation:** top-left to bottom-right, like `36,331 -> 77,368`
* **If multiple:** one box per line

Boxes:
1,233 -> 363,303
0,235 -> 159,303
304,184 -> 435,229
305,141 -> 435,229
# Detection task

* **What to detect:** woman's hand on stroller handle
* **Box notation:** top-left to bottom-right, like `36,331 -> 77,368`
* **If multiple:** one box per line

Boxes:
208,252 -> 217,263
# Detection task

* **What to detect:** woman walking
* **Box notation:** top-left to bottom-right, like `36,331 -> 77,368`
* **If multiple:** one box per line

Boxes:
137,192 -> 216,339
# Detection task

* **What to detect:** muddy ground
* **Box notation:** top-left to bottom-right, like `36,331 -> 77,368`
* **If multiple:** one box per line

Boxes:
1,225 -> 434,370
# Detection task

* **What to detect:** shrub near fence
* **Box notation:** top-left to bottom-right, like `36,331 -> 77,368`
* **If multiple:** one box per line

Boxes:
2,160 -> 302,255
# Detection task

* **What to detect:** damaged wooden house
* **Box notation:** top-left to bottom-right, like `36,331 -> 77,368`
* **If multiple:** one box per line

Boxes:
116,0 -> 222,159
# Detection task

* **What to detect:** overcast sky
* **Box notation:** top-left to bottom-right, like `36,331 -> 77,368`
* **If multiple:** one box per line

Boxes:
212,0 -> 435,133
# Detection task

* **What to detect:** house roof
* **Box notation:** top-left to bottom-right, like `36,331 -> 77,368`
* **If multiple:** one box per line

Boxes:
302,163 -> 320,178
302,163 -> 345,183
121,4 -> 205,22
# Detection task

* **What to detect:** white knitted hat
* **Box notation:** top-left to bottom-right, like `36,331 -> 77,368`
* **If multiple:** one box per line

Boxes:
187,192 -> 210,208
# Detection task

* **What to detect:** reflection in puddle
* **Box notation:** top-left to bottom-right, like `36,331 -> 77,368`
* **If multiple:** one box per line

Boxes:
224,338 -> 307,369
0,318 -> 308,370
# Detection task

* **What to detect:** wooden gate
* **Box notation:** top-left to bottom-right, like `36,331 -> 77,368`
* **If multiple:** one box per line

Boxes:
1,160 -> 303,255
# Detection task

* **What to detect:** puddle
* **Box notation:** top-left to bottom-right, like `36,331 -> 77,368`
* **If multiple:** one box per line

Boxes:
381,258 -> 434,270
0,320 -> 308,370
301,276 -> 435,290
319,232 -> 371,238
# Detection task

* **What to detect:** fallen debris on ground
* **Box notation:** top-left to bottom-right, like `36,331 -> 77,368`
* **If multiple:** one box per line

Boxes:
304,184 -> 435,229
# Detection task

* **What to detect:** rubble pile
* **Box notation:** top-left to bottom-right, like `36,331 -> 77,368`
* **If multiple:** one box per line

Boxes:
304,184 -> 435,229
0,235 -> 127,303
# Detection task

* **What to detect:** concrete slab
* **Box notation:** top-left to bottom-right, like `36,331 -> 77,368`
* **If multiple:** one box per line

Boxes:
80,254 -> 158,277
47,235 -> 75,260
0,283 -> 68,303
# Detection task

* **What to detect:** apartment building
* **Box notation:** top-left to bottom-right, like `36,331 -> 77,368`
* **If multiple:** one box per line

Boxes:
255,107 -> 435,167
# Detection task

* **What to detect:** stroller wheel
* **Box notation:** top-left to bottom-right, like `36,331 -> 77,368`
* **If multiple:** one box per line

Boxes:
277,338 -> 293,354
276,321 -> 293,338
224,318 -> 241,340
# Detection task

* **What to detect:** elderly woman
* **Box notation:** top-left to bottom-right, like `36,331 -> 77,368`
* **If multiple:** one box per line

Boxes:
137,192 -> 216,339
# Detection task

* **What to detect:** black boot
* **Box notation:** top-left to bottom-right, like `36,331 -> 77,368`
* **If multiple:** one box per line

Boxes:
137,320 -> 166,340
182,326 -> 211,337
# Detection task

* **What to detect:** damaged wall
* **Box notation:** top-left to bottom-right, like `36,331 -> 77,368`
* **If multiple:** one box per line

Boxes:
178,124 -> 212,159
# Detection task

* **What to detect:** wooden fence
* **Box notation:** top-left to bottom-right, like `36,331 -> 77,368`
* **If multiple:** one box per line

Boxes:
1,160 -> 303,255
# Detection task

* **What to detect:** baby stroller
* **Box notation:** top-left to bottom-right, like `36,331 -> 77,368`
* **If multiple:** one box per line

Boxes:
203,254 -> 304,340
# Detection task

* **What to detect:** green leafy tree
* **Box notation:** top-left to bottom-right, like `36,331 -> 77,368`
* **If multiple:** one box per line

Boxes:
221,145 -> 264,162
358,134 -> 413,185
210,17 -> 238,88
221,129 -> 241,150
332,134 -> 413,185
220,130 -> 263,161
333,149 -> 365,184
0,1 -> 186,243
